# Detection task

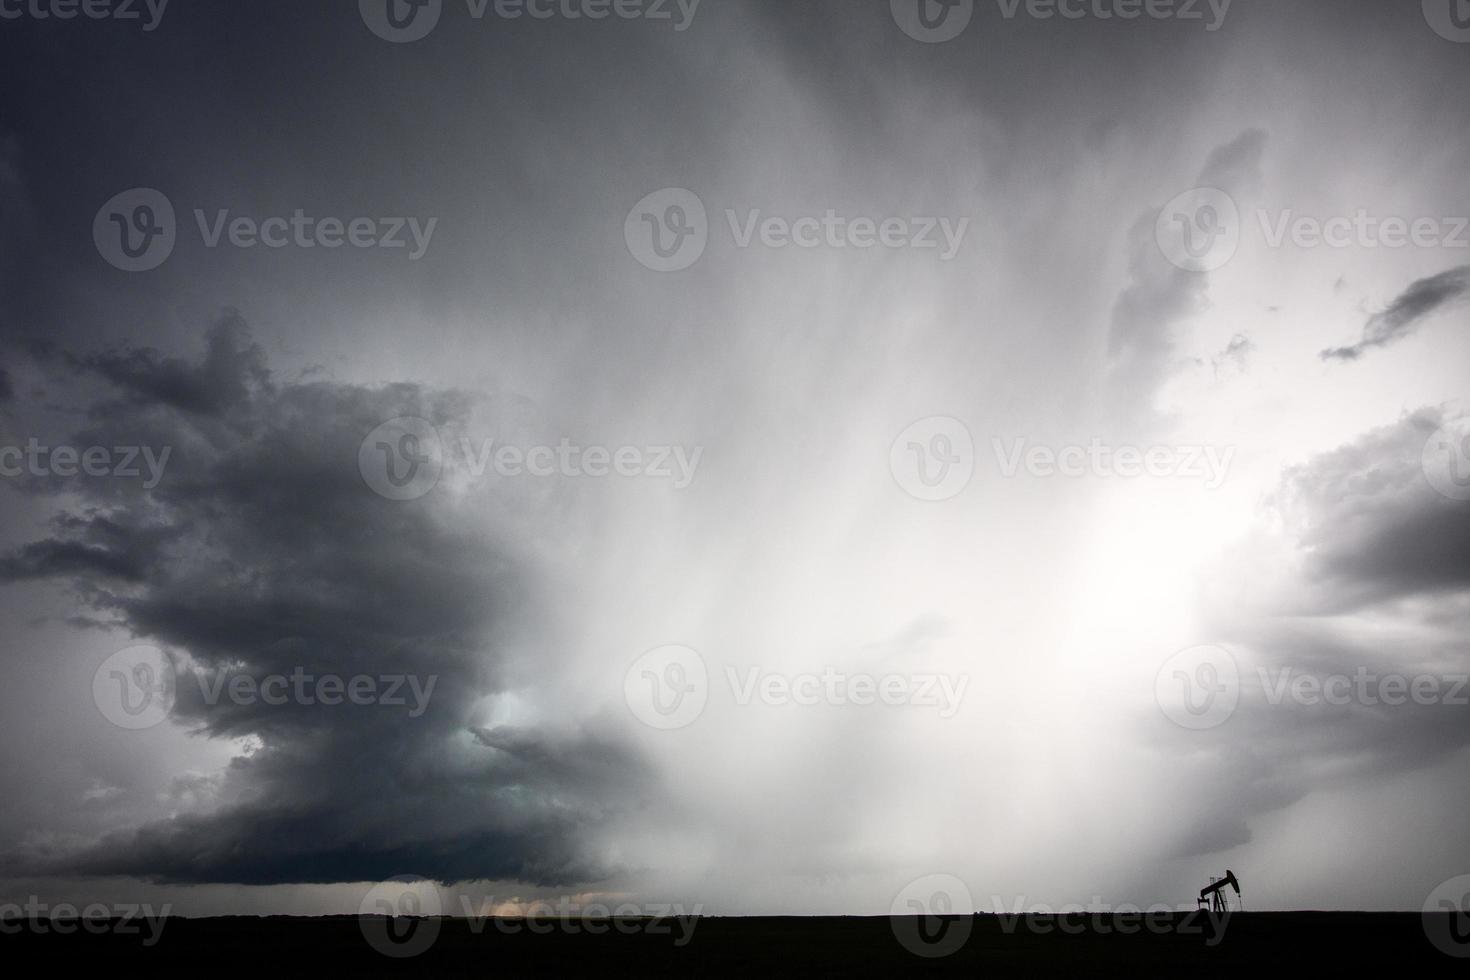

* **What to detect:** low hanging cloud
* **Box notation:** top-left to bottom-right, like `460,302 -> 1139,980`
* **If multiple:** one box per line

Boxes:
1321,265 -> 1470,362
1154,408 -> 1470,859
0,315 -> 653,886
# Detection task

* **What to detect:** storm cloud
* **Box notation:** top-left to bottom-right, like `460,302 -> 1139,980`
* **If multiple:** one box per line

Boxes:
2,0 -> 1469,917
1157,408 -> 1470,860
1,317 -> 654,886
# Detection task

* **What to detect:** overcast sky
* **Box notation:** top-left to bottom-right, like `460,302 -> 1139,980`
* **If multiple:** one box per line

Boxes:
1,0 -> 1468,916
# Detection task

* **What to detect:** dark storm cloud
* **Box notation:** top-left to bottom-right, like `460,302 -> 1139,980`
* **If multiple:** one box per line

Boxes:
0,534 -> 152,583
33,797 -> 601,887
0,317 -> 652,886
63,317 -> 272,417
1321,265 -> 1470,362
1108,130 -> 1267,416
1158,409 -> 1470,859
1271,408 -> 1470,606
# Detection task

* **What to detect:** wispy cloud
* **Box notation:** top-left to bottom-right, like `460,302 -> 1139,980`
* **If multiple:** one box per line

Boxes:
1322,265 -> 1470,361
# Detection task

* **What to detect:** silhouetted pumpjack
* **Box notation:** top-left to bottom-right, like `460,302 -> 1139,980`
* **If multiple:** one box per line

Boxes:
1198,870 -> 1241,913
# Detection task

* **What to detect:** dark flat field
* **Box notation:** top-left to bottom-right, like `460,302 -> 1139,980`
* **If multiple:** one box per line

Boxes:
2,912 -> 1464,976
